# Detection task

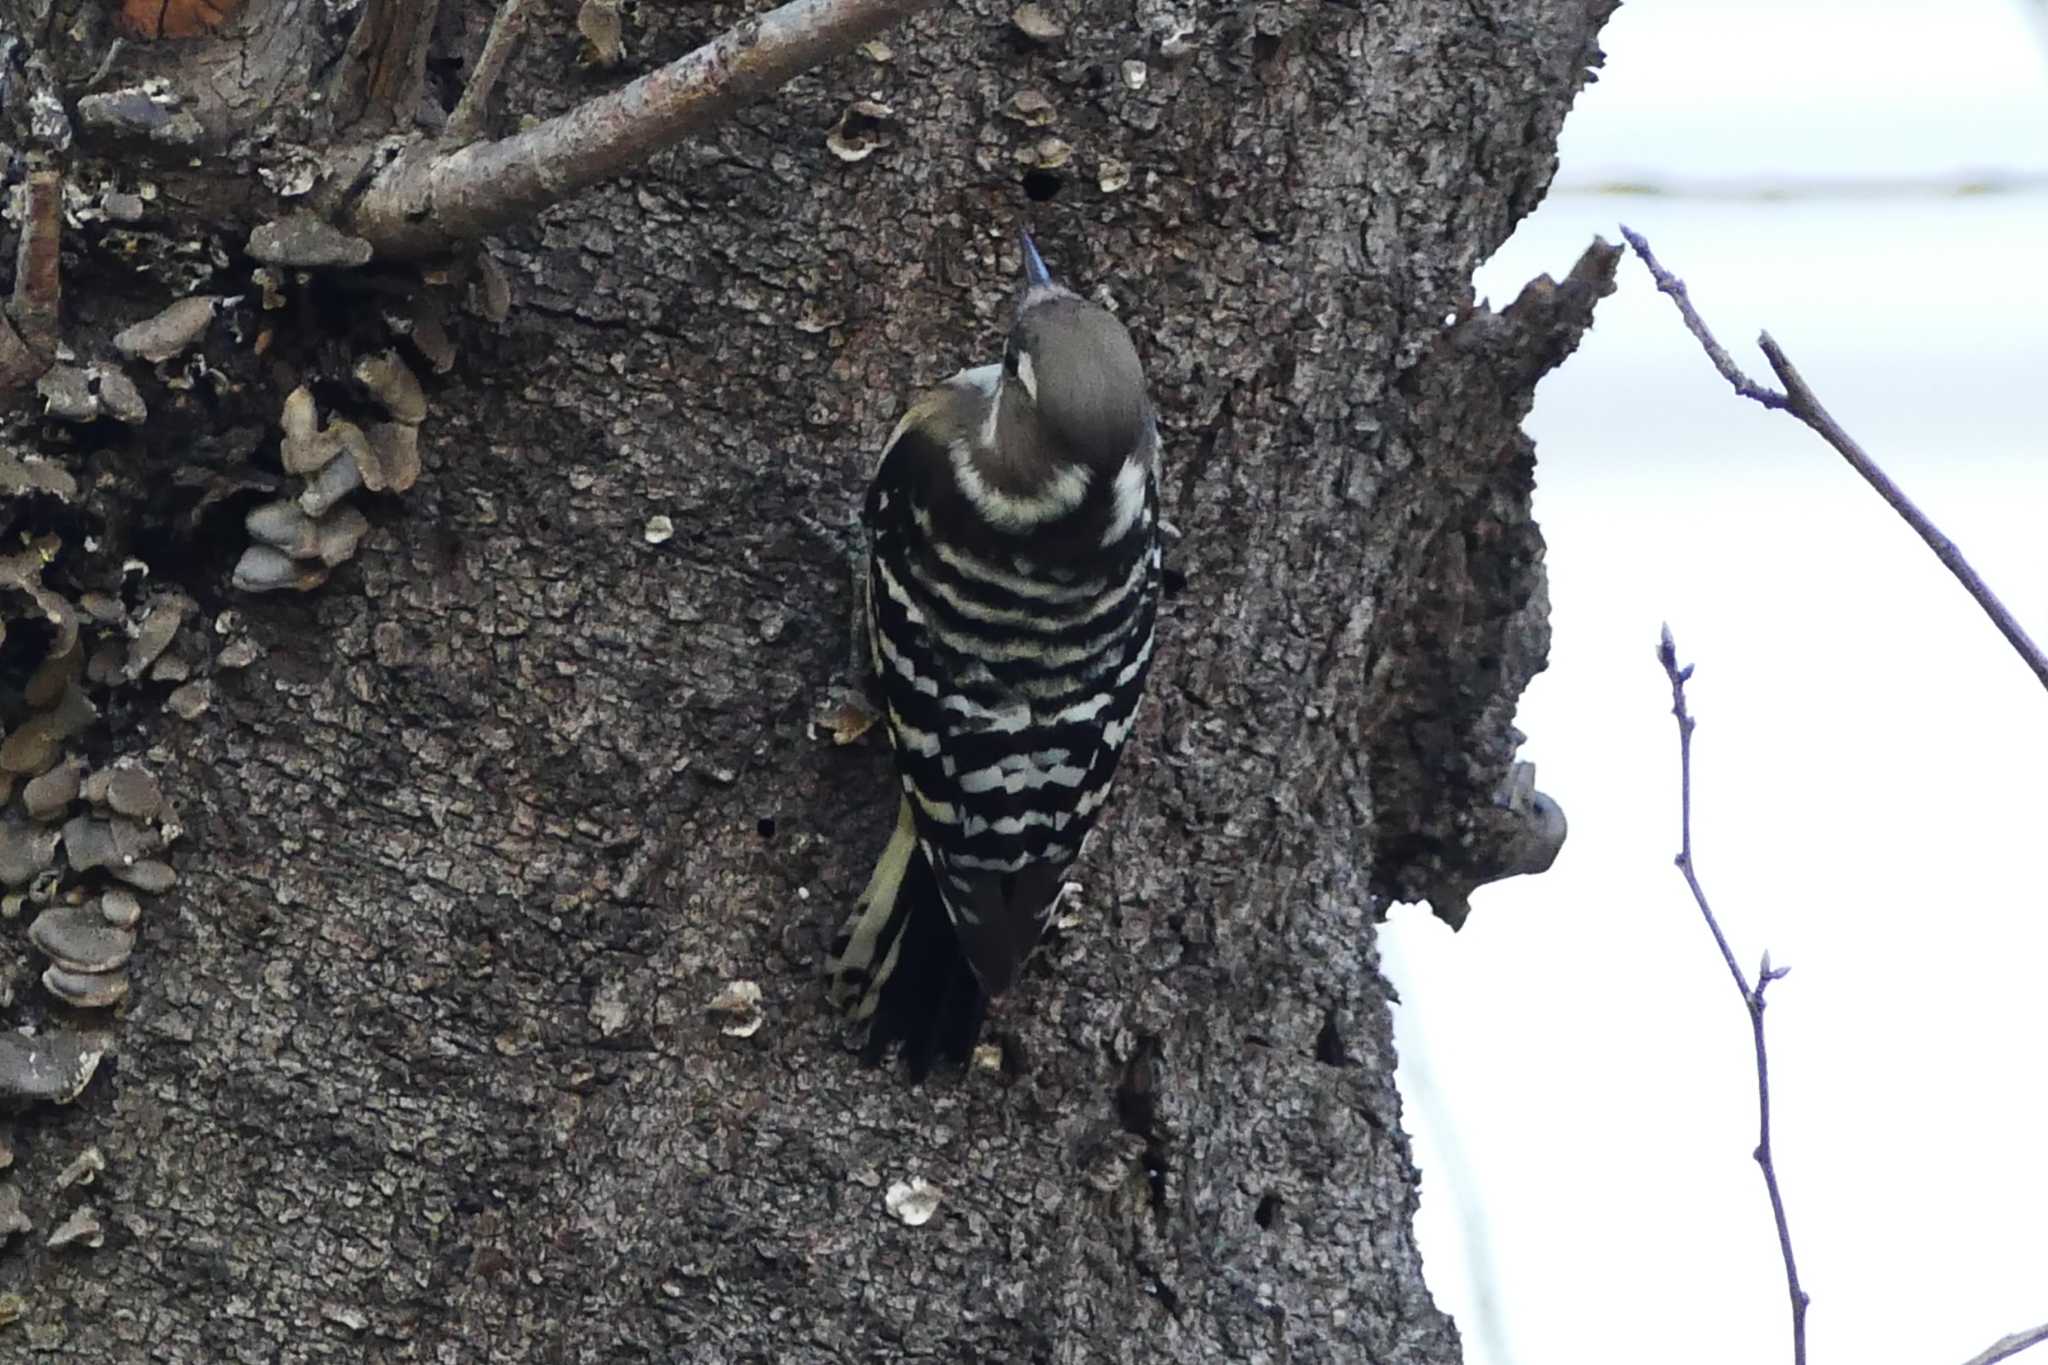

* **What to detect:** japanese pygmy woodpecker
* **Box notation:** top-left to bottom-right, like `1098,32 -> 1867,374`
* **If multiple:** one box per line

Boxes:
826,234 -> 1162,1073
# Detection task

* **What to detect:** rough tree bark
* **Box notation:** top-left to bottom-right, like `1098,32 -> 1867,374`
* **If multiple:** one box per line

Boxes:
0,0 -> 1616,1358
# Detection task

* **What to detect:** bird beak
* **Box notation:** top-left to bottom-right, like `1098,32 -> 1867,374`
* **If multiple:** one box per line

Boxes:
1020,232 -> 1053,289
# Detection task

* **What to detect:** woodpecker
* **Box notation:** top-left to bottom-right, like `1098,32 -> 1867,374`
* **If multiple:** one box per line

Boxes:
826,234 -> 1161,1074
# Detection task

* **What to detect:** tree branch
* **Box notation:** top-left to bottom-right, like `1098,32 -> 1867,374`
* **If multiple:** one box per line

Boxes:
347,0 -> 938,258
1656,627 -> 1810,1365
1622,226 -> 2048,695
1963,1321 -> 2048,1365
447,0 -> 537,143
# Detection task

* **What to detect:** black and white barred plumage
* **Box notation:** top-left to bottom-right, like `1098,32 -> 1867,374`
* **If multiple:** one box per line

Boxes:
826,238 -> 1161,1072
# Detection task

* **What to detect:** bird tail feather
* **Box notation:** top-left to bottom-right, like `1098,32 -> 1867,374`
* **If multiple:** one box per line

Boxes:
826,796 -> 986,1076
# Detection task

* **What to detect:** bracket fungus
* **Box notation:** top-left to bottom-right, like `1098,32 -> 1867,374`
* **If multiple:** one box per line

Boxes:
827,102 -> 895,163
112,295 -> 226,363
246,213 -> 373,270
239,384 -> 396,590
45,1204 -> 102,1249
884,1177 -> 942,1227
0,1032 -> 101,1106
4,755 -> 183,1012
706,979 -> 766,1038
29,905 -> 136,975
1011,3 -> 1065,43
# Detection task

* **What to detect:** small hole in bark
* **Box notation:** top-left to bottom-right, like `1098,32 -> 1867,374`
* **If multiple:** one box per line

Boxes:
133,485 -> 267,614
1314,1009 -> 1350,1067
995,1030 -> 1029,1079
1022,169 -> 1062,201
0,610 -> 56,695
1160,565 -> 1188,598
1255,1192 -> 1282,1229
1252,32 -> 1283,63
755,816 -> 776,839
1114,1036 -> 1172,1216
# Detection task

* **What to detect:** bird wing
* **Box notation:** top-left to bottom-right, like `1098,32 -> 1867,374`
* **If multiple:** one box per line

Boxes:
862,386 -> 1160,995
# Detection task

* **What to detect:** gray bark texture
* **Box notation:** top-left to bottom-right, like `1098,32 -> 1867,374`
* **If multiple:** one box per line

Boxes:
0,0 -> 1618,1358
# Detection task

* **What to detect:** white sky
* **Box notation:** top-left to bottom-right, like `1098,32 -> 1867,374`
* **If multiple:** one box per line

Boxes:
1383,3 -> 2048,1364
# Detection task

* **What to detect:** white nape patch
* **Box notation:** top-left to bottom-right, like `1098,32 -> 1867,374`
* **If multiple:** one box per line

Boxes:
951,444 -> 1091,531
1099,456 -> 1149,547
1015,350 -> 1038,403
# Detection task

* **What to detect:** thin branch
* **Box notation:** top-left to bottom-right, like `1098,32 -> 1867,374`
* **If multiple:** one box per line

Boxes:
1964,1321 -> 2048,1365
347,0 -> 939,258
1622,226 -> 2048,695
1656,627 -> 1809,1365
447,0 -> 537,143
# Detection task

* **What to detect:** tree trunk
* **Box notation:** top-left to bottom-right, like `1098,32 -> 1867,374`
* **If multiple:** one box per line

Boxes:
0,0 -> 1616,1357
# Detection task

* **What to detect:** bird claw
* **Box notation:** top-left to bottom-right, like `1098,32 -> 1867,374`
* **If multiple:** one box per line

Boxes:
816,687 -> 880,746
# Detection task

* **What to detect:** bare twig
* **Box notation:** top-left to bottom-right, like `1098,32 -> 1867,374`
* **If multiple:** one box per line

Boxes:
1963,1321 -> 2048,1365
447,0 -> 537,143
1622,226 -> 2048,695
348,0 -> 938,257
1656,627 -> 1809,1365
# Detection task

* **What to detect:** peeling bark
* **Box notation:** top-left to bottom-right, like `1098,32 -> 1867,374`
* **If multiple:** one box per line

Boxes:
331,0 -> 445,131
0,0 -> 1617,1357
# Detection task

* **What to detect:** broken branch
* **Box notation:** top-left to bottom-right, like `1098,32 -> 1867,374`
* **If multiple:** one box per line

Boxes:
347,0 -> 937,258
1622,226 -> 2048,695
2,168 -> 62,389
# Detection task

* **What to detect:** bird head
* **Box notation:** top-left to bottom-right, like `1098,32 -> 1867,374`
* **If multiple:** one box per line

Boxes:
998,234 -> 1150,470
